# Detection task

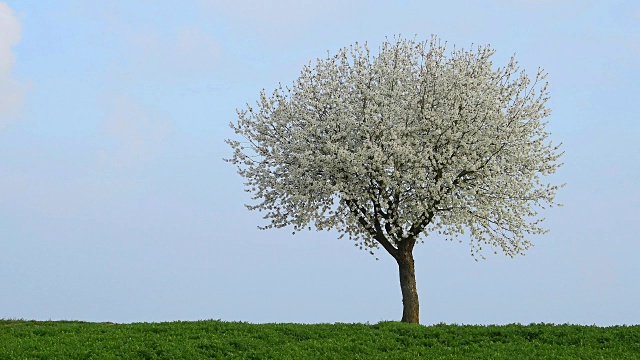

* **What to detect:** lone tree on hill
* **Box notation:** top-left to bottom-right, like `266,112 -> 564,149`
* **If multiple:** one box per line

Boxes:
226,36 -> 563,324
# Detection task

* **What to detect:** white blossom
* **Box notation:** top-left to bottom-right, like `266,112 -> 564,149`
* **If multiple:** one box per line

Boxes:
226,35 -> 563,259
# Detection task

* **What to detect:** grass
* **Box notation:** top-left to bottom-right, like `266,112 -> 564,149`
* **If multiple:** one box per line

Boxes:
1,319 -> 638,359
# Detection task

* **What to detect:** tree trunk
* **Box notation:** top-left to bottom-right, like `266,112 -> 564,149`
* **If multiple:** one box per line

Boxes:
397,249 -> 419,323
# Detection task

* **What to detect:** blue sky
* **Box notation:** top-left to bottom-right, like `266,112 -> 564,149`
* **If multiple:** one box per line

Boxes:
1,0 -> 638,326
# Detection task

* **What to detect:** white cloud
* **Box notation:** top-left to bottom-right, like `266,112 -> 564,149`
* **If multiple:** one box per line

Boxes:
100,95 -> 172,168
0,2 -> 20,72
0,1 -> 28,128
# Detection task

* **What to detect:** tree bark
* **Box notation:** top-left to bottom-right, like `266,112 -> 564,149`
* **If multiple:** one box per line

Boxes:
397,248 -> 419,323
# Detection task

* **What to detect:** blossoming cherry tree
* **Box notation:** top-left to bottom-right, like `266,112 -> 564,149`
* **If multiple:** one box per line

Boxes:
226,36 -> 563,324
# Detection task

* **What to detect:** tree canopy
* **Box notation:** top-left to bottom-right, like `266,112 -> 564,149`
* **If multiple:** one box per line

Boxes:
227,36 -> 562,258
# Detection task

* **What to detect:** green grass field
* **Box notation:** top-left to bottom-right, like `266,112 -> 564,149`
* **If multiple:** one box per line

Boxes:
1,319 -> 638,359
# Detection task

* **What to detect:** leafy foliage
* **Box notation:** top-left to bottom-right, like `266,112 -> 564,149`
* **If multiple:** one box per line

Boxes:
227,35 -> 562,259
